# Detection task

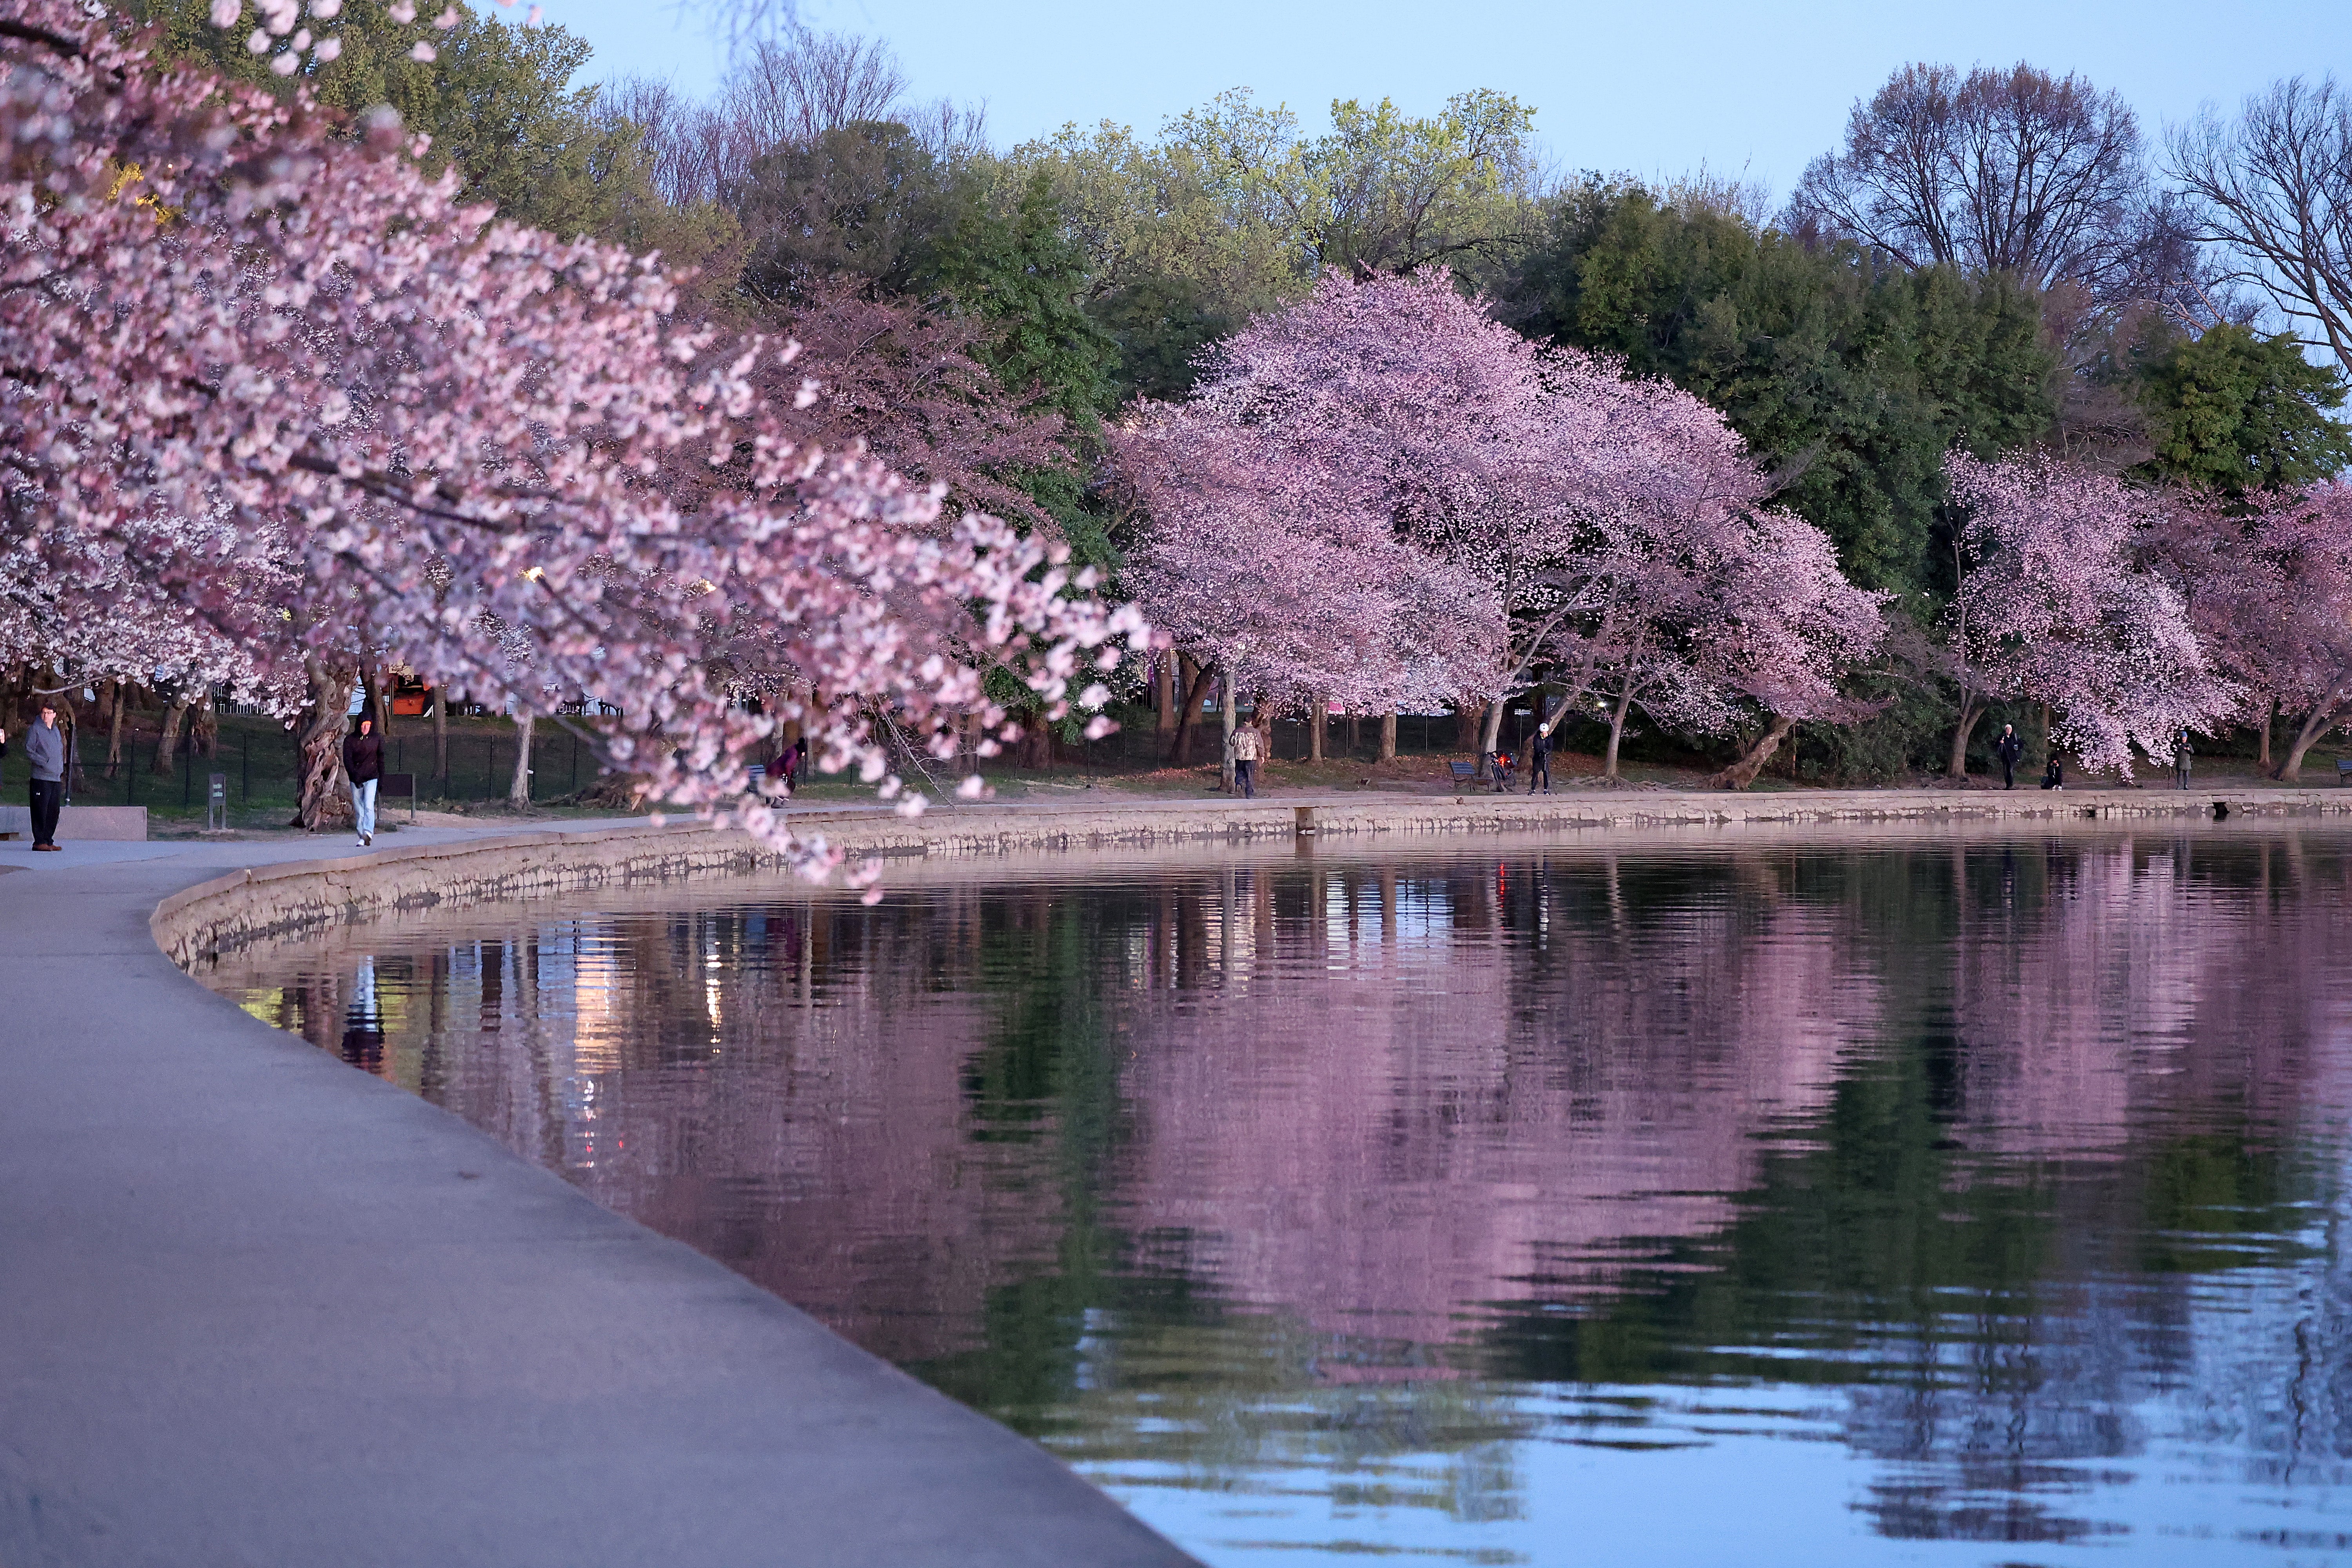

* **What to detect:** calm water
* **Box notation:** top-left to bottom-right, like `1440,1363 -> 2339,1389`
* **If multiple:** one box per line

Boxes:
204,828 -> 2352,1567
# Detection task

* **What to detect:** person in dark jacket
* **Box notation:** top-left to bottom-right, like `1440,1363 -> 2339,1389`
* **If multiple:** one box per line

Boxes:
23,702 -> 66,850
2175,729 -> 2194,791
1994,724 -> 2023,789
1526,722 -> 1552,794
2041,755 -> 2065,789
342,716 -> 383,847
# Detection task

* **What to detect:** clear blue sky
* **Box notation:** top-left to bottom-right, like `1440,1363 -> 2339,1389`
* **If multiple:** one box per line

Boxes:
563,0 -> 2348,198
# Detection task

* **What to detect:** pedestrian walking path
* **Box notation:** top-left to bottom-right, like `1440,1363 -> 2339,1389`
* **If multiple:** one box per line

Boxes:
0,819 -> 1193,1568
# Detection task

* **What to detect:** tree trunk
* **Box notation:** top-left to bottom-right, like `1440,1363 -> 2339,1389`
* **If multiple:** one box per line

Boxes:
1016,704 -> 1054,769
508,710 -> 535,807
1455,701 -> 1481,751
1947,695 -> 1986,778
433,686 -> 448,793
1479,699 -> 1505,778
191,688 -> 218,758
1169,660 -> 1215,765
1156,654 -> 1177,735
1347,710 -> 1360,756
1308,696 -> 1324,763
293,662 -> 357,829
2258,696 -> 2278,773
103,682 -> 125,779
1219,679 -> 1237,791
2274,701 -> 2345,783
1379,711 -> 1397,763
153,696 -> 189,774
1602,688 -> 1634,779
1708,715 -> 1796,790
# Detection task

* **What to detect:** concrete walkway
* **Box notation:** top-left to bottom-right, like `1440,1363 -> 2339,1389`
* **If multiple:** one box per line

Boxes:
0,820 -> 1194,1568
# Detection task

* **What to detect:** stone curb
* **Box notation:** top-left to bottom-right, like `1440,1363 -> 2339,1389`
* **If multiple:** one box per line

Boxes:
152,786 -> 2352,968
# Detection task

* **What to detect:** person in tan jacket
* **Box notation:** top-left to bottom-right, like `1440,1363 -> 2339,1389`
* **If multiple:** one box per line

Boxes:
1230,717 -> 1265,799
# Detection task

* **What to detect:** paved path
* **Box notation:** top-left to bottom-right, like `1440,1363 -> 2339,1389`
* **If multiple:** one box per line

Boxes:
0,821 -> 1193,1568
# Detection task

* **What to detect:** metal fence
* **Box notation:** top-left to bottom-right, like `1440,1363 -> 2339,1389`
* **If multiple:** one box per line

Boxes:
32,719 -> 603,819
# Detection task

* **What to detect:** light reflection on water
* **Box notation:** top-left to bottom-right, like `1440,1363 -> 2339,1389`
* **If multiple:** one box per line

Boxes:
204,829 -> 2352,1566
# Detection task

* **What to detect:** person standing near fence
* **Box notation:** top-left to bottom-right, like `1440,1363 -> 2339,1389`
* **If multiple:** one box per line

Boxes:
343,716 -> 383,847
23,701 -> 65,851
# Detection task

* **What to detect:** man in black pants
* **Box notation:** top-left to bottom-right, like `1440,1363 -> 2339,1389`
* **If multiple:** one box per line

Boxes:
1526,722 -> 1552,794
1994,724 -> 2022,789
23,701 -> 66,850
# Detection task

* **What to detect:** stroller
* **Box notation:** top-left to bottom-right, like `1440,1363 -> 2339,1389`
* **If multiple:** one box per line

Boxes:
1487,750 -> 1515,793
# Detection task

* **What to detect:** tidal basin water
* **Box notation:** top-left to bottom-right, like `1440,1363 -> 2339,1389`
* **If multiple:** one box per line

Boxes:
205,826 -> 2352,1567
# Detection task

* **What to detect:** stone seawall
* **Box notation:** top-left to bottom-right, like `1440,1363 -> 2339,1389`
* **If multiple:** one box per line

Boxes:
152,785 -> 2352,968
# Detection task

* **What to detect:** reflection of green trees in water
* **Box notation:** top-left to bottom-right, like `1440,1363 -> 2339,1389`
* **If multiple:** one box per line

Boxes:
216,831 -> 2352,1547
907,838 -> 2349,1539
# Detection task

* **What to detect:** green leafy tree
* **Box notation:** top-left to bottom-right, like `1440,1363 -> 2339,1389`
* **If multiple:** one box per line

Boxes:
1005,88 -> 1545,401
2133,322 -> 2352,495
733,119 -> 961,298
1504,180 -> 2058,599
917,172 -> 1118,432
133,0 -> 686,244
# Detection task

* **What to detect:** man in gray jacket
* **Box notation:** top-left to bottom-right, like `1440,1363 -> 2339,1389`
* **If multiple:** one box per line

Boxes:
23,702 -> 66,850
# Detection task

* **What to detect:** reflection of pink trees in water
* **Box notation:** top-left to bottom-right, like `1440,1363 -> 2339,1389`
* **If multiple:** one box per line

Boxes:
214,831 -> 2352,1532
1109,859 -> 1860,1353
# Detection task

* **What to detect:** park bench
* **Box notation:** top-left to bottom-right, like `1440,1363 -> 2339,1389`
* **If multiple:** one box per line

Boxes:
2337,758 -> 2352,784
1446,757 -> 1514,791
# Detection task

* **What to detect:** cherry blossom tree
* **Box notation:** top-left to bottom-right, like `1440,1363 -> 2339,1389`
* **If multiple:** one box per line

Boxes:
1142,270 -> 1882,780
1,0 -> 1145,872
732,276 -> 1076,536
1113,396 -> 1499,739
1944,453 -> 2233,779
2148,481 -> 2352,782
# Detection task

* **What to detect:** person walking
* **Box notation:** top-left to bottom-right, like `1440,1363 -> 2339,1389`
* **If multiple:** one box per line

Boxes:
1526,720 -> 1553,794
23,701 -> 66,851
1994,724 -> 2023,789
343,715 -> 383,847
2175,729 -> 2193,791
1230,714 -> 1263,799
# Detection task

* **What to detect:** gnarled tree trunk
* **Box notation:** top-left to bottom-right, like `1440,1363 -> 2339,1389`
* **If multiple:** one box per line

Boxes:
1168,659 -> 1215,766
293,661 -> 357,830
191,688 -> 218,757
1947,693 -> 1987,778
103,681 -> 125,779
1379,710 -> 1397,763
1479,699 -> 1505,779
1710,715 -> 1796,790
153,695 -> 189,775
1308,696 -> 1323,763
2273,695 -> 2352,783
1602,687 -> 1634,779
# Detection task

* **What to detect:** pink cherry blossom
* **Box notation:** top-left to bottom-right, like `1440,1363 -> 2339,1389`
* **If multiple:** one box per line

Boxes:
1945,452 -> 2233,777
1123,271 -> 1882,775
0,0 -> 1146,872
